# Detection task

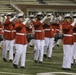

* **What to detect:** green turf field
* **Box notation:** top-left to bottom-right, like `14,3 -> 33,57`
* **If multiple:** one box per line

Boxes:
0,43 -> 76,75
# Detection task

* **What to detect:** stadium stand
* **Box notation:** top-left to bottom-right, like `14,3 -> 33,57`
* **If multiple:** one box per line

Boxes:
11,0 -> 39,4
0,0 -> 76,15
11,0 -> 76,5
0,0 -> 17,14
44,0 -> 75,5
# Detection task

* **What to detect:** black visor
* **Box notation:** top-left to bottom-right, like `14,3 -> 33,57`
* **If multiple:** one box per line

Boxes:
7,15 -> 13,18
73,16 -> 76,18
65,17 -> 71,19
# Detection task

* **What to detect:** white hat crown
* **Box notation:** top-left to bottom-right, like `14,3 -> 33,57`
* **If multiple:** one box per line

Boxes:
29,14 -> 34,17
7,13 -> 12,16
17,13 -> 24,17
73,14 -> 76,17
37,12 -> 42,15
64,13 -> 71,18
47,13 -> 52,16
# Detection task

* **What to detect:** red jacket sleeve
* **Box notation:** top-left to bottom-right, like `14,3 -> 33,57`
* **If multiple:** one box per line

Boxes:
33,20 -> 41,27
15,22 -> 24,32
3,19 -> 10,26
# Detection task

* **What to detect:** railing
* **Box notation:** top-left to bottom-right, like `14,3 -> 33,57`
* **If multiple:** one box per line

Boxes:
9,0 -> 11,4
74,0 -> 76,2
9,0 -> 24,14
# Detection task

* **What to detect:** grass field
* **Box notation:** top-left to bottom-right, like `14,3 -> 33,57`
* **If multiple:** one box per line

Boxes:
0,43 -> 76,75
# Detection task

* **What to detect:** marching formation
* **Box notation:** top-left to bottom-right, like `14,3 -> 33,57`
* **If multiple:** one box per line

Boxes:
0,12 -> 76,70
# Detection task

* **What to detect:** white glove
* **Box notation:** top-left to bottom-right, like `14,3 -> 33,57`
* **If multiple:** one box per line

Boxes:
71,21 -> 76,26
32,18 -> 36,22
9,16 -> 16,22
74,18 -> 76,22
29,25 -> 32,29
40,16 -> 47,23
4,16 -> 7,20
23,18 -> 29,25
50,19 -> 53,22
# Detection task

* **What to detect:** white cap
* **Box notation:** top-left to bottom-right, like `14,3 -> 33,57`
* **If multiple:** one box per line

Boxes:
6,13 -> 12,16
73,13 -> 76,17
64,13 -> 71,18
47,13 -> 52,16
0,14 -> 5,17
17,13 -> 24,17
37,12 -> 42,15
29,14 -> 34,18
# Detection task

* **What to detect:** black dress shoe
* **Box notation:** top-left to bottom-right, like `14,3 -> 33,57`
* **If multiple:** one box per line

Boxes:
13,64 -> 18,69
39,61 -> 43,63
56,44 -> 59,47
0,47 -> 2,49
7,50 -> 9,52
44,54 -> 47,58
71,63 -> 74,65
13,53 -> 15,57
48,57 -> 51,59
62,68 -> 67,70
20,66 -> 25,69
34,60 -> 38,63
30,45 -> 33,47
67,68 -> 71,70
3,58 -> 8,62
62,68 -> 71,70
52,47 -> 54,50
9,60 -> 13,62
73,59 -> 76,65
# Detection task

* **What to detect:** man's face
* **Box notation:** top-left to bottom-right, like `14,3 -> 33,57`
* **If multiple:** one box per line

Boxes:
19,17 -> 24,22
7,16 -> 12,19
37,15 -> 43,20
66,18 -> 71,23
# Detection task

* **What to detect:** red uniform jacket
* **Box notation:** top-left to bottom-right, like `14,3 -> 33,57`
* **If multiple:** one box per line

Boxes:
43,24 -> 54,38
62,22 -> 73,44
26,27 -> 32,34
26,22 -> 33,34
3,19 -> 16,40
52,23 -> 60,34
15,21 -> 27,45
0,25 -> 3,34
73,24 -> 76,42
33,19 -> 44,40
50,24 -> 55,38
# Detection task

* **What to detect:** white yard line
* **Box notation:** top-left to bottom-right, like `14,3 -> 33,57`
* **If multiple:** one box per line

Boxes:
51,72 -> 76,75
0,71 -> 76,75
0,71 -> 29,75
37,72 -> 76,75
37,72 -> 55,75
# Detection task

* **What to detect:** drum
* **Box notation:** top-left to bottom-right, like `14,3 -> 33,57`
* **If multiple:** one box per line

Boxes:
26,34 -> 34,42
54,33 -> 64,42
